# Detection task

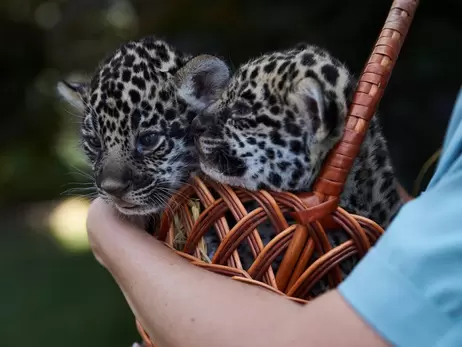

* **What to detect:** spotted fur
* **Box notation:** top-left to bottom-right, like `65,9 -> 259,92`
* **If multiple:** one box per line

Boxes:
189,44 -> 404,293
57,37 -> 404,297
57,36 -> 229,216
193,43 -> 403,228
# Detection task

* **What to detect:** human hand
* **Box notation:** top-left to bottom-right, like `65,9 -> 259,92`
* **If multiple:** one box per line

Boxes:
86,197 -> 147,268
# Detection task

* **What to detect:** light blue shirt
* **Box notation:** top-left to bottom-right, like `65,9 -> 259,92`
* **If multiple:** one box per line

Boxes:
339,87 -> 462,347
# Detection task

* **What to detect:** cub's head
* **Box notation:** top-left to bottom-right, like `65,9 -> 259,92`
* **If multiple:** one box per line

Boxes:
192,44 -> 354,192
57,36 -> 229,214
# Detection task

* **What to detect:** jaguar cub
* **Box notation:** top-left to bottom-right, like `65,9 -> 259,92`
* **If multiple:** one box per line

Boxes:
184,43 -> 404,287
191,43 -> 403,228
57,36 -> 230,217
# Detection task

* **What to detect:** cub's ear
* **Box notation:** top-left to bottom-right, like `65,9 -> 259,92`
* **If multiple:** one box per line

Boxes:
56,80 -> 89,114
289,77 -> 344,142
175,54 -> 230,111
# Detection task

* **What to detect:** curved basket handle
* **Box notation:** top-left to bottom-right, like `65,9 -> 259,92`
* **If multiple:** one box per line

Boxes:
313,0 -> 419,199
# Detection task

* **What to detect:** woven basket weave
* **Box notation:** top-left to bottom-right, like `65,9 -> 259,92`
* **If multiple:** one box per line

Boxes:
136,0 -> 419,344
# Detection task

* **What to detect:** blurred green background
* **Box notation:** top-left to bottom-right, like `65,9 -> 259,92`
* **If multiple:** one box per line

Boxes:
0,0 -> 460,346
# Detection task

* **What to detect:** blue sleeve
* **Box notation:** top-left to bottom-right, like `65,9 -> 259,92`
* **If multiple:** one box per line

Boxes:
338,87 -> 462,347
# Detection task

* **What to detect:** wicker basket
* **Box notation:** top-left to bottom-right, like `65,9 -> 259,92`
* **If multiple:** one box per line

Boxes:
137,0 -> 419,345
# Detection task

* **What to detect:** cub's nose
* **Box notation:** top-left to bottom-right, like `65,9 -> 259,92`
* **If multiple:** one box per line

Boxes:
96,162 -> 133,198
100,178 -> 130,198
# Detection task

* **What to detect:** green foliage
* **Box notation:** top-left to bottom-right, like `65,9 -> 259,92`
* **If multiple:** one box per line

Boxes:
0,223 -> 138,347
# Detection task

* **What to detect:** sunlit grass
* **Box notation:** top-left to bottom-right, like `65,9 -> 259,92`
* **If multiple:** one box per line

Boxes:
48,197 -> 91,253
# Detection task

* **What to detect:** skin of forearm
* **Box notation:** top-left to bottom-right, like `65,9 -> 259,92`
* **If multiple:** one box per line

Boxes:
87,199 -> 388,347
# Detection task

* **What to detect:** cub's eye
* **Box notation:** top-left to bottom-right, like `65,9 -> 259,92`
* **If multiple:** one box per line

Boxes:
137,132 -> 162,152
87,136 -> 101,149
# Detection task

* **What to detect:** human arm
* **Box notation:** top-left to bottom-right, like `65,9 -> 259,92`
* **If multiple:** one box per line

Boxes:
87,198 -> 388,347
